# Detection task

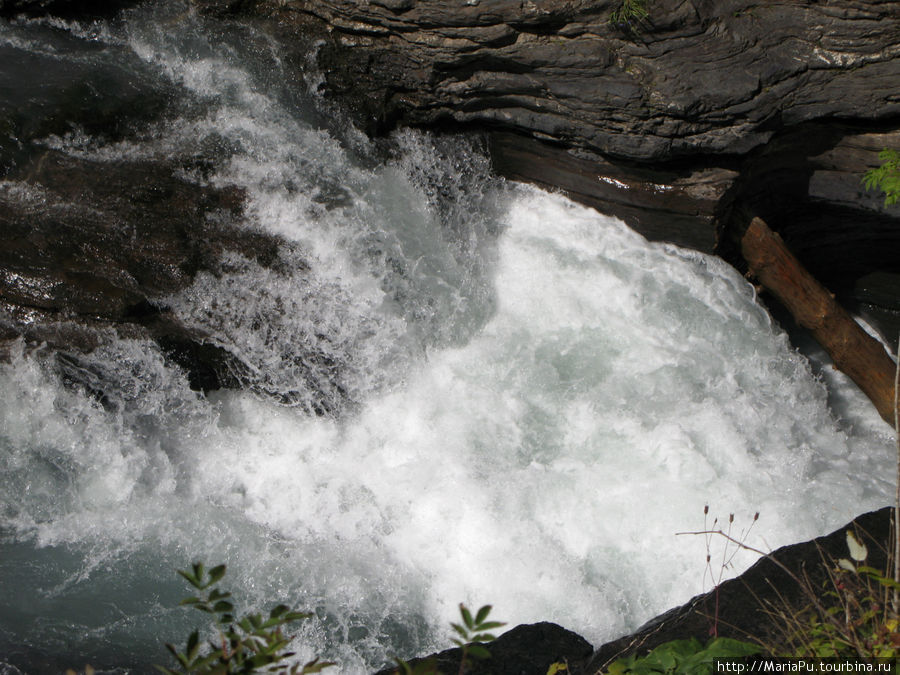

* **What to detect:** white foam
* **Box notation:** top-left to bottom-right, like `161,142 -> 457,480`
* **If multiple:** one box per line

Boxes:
2,184 -> 894,670
1,7 -> 896,671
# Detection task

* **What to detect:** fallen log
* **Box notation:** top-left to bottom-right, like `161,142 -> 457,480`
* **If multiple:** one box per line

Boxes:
741,217 -> 897,426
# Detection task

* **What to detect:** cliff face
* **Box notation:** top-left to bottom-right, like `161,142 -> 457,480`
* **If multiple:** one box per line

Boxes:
196,0 -> 900,346
237,0 -> 899,160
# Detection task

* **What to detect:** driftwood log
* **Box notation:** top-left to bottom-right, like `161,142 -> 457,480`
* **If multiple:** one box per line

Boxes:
741,217 -> 897,426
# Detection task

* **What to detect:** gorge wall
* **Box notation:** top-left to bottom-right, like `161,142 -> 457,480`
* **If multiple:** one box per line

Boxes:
194,0 -> 900,348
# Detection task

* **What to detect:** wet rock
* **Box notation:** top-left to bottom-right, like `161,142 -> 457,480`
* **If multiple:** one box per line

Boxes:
0,20 -> 177,177
488,131 -> 739,253
0,149 -> 286,398
194,0 -> 900,161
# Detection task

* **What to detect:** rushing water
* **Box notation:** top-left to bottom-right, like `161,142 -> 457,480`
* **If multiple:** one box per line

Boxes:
0,4 -> 896,673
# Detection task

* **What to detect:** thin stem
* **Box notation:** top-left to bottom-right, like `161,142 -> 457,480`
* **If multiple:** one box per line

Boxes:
676,529 -> 841,626
893,332 -> 899,614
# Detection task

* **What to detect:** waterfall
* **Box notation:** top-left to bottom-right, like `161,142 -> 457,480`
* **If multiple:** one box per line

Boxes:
0,4 -> 894,673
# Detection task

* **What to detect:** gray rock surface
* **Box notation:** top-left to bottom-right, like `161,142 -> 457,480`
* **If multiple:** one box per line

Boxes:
211,0 -> 900,161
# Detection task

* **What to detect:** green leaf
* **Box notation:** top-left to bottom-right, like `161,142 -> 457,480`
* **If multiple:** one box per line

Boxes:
186,630 -> 200,660
863,149 -> 900,207
284,611 -> 313,622
474,620 -> 505,632
702,637 -> 761,658
474,605 -> 492,625
208,564 -> 227,585
451,622 -> 468,640
546,662 -> 568,675
300,657 -> 338,673
212,600 -> 234,614
177,569 -> 201,589
270,603 -> 290,618
459,604 -> 474,630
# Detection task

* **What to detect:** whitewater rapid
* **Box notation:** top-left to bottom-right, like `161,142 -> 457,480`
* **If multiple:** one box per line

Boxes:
0,4 -> 895,672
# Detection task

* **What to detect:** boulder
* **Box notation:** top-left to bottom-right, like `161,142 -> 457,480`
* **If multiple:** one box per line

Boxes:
375,621 -> 593,675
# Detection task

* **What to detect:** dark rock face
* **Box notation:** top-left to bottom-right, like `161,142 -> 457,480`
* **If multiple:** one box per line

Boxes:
375,622 -> 594,675
211,0 -> 900,161
487,131 -> 739,253
194,0 -> 900,348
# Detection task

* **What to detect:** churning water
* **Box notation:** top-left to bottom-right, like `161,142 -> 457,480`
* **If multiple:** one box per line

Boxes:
0,4 -> 896,673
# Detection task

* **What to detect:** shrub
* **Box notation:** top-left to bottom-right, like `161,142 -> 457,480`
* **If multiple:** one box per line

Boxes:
609,0 -> 649,34
156,562 -> 334,675
863,149 -> 900,207
603,638 -> 761,675
159,563 -> 505,675
777,531 -> 900,658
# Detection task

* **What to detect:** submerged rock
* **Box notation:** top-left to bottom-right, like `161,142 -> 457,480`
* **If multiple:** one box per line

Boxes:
0,149 -> 258,387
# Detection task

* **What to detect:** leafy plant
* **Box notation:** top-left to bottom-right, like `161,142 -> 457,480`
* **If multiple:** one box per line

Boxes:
390,604 -> 505,675
157,562 -> 335,675
863,149 -> 900,206
609,0 -> 649,34
603,637 -> 760,675
450,603 -> 505,671
780,531 -> 900,658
